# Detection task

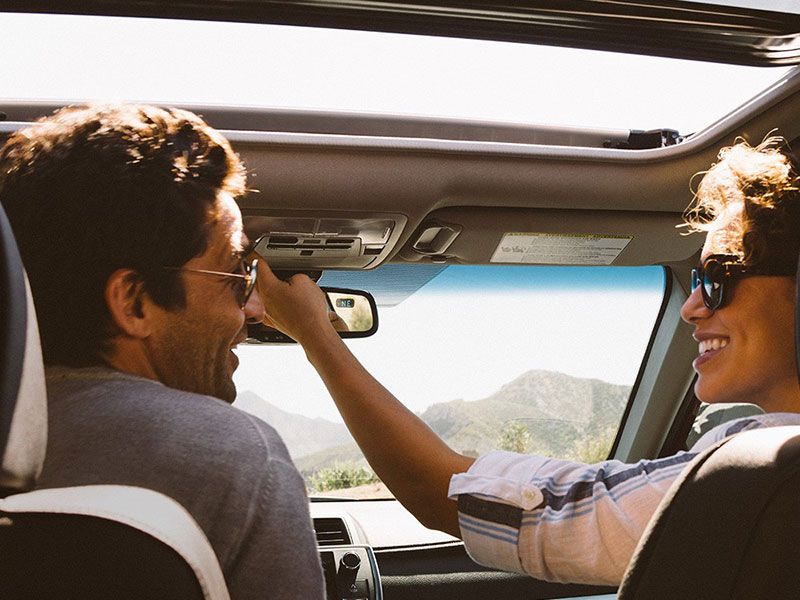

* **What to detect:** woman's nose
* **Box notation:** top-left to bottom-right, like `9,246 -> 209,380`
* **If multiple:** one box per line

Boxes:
680,283 -> 713,324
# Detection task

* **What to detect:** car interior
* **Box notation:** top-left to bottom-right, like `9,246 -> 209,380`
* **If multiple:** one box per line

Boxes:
2,1 -> 800,599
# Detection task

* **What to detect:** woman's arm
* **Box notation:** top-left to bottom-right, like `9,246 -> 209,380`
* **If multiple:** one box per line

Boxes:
255,261 -> 474,535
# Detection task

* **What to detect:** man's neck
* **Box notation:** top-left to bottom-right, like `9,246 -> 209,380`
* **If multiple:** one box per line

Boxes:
102,339 -> 161,385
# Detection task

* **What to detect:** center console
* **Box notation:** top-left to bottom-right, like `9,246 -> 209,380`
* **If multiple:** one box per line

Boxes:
320,545 -> 382,600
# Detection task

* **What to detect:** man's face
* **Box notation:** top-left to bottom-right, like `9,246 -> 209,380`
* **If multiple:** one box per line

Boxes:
146,192 -> 263,402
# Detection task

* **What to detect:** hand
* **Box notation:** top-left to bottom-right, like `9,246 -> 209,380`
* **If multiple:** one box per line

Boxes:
253,260 -> 337,344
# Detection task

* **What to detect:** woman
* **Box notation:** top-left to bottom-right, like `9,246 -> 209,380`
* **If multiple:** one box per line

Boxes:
255,137 -> 800,586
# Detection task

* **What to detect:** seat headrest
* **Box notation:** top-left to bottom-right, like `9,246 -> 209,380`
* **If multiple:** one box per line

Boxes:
0,204 -> 47,495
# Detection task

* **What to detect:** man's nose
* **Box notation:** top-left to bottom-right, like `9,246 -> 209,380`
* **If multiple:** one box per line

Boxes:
244,284 -> 266,324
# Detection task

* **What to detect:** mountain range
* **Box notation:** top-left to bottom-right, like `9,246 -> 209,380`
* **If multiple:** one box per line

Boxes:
234,391 -> 354,459
235,369 -> 631,475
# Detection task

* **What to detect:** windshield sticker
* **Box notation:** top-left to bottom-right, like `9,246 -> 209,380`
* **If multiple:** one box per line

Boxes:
491,233 -> 632,265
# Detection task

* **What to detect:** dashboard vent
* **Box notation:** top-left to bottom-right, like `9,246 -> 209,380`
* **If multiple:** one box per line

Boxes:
314,517 -> 352,546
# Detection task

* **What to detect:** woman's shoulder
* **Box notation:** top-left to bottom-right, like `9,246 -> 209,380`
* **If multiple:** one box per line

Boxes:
690,411 -> 800,453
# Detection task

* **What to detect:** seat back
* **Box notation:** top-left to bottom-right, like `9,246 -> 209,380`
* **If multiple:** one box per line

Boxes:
0,201 -> 229,599
618,426 -> 800,600
0,485 -> 231,599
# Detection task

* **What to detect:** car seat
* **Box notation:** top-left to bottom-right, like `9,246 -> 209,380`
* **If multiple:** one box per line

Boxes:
0,202 -> 231,599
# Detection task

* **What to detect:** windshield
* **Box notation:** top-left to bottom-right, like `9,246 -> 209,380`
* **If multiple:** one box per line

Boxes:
0,12 -> 792,134
233,265 -> 666,499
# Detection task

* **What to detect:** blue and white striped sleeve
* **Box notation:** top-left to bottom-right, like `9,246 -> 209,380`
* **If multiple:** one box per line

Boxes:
447,413 -> 800,585
448,450 -> 696,585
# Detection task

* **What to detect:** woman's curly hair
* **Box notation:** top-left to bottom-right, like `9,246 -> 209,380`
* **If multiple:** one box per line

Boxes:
683,136 -> 800,274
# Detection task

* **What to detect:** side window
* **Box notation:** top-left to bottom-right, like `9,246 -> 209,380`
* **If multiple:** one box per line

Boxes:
234,265 -> 666,499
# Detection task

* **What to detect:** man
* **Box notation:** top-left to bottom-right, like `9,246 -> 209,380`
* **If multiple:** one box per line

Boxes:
0,104 -> 324,599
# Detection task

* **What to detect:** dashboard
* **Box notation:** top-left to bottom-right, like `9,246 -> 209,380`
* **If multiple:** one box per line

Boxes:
310,500 -> 617,600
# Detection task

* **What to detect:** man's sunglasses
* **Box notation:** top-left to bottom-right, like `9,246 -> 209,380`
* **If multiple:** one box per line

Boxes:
690,253 -> 789,311
164,258 -> 258,309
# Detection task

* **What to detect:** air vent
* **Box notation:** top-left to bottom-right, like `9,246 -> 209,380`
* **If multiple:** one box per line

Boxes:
313,517 -> 352,546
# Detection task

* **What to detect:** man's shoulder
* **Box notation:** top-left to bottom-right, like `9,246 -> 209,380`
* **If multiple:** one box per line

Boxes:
45,365 -> 283,453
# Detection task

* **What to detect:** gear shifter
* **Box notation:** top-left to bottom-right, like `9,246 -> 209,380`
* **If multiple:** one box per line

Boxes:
337,551 -> 361,596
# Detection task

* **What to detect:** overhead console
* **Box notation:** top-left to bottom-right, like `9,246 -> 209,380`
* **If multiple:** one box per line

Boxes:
244,212 -> 407,269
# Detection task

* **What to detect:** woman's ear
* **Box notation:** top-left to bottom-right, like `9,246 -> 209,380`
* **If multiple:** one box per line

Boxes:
105,269 -> 153,339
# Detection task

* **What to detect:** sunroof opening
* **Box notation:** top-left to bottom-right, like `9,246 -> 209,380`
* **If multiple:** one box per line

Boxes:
0,12 -> 793,135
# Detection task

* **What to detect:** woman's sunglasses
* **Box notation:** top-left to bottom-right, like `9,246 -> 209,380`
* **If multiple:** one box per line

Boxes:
690,254 -> 788,310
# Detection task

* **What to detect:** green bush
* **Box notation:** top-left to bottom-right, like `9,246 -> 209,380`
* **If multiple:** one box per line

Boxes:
497,421 -> 532,454
309,462 -> 379,492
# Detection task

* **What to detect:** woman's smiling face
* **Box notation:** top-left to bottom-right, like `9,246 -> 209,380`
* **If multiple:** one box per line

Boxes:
680,229 -> 799,412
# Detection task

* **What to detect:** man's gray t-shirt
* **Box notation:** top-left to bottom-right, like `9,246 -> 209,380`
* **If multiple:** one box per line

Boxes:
38,366 -> 325,600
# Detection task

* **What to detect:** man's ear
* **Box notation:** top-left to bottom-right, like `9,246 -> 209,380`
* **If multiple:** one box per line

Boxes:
105,269 -> 154,339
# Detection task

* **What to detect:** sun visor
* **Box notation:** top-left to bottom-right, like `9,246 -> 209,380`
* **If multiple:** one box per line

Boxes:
400,207 -> 702,266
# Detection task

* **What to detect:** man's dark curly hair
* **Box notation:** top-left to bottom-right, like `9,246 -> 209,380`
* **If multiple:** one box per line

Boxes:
0,104 -> 247,366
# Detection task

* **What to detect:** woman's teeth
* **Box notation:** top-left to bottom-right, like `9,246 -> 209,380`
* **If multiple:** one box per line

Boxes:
699,338 -> 728,354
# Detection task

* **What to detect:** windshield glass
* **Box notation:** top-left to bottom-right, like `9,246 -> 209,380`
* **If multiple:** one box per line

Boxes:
233,265 -> 666,499
0,12 -> 792,134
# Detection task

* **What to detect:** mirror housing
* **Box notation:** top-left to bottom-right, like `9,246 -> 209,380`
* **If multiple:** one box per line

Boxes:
245,287 -> 378,343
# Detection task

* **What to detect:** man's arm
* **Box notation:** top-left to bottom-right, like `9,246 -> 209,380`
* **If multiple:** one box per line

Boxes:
255,262 -> 474,535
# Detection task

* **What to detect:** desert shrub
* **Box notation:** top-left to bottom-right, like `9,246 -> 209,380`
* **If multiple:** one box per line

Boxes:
309,462 -> 379,492
497,421 -> 532,454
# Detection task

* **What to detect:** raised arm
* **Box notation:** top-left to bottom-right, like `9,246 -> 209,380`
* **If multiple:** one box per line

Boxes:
254,261 -> 474,535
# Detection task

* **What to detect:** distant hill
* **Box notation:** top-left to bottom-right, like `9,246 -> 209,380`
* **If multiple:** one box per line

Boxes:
243,370 -> 632,475
420,369 -> 630,458
234,391 -> 353,460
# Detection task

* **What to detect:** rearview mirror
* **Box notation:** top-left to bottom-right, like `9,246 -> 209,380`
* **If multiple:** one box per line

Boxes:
245,287 -> 378,343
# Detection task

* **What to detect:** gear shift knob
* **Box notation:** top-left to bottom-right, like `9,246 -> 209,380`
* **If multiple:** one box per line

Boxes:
337,551 -> 361,594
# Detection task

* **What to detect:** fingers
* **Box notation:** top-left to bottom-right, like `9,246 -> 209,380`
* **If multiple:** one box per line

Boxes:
253,257 -> 283,289
262,314 -> 280,329
248,256 -> 333,342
